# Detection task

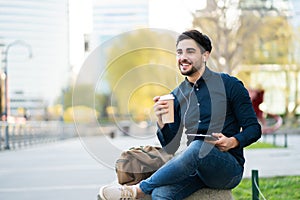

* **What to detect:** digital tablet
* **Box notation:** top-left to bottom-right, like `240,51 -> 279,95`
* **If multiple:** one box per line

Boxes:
186,134 -> 218,141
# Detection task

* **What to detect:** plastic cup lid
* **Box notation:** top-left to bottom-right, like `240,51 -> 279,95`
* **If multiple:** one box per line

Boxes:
159,94 -> 174,100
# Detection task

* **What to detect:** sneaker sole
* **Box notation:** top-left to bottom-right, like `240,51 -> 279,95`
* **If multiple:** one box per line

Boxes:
98,186 -> 107,200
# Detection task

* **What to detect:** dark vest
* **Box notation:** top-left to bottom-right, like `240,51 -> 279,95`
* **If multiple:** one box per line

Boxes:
172,69 -> 227,144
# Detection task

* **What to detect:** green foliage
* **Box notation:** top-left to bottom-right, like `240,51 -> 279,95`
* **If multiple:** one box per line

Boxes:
192,0 -> 295,73
63,84 -> 110,117
70,84 -> 94,108
128,84 -> 170,121
233,176 -> 300,200
242,16 -> 294,65
246,141 -> 282,149
103,29 -> 183,121
56,30 -> 184,122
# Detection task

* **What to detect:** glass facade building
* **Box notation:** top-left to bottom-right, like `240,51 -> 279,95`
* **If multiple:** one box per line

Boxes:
91,0 -> 149,49
0,0 -> 69,117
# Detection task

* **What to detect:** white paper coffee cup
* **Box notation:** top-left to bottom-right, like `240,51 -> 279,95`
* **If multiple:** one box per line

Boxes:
159,94 -> 175,124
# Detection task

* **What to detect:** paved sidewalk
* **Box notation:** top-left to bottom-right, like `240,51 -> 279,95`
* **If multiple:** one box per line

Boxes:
0,138 -> 115,200
243,133 -> 300,178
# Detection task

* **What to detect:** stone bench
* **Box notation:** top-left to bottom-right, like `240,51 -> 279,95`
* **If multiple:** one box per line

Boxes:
97,183 -> 233,200
141,188 -> 233,200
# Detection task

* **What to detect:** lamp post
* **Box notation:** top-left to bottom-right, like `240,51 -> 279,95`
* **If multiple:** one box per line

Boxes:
2,40 -> 32,150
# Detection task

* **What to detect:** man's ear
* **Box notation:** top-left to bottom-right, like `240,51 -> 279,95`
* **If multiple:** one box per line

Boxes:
203,51 -> 210,62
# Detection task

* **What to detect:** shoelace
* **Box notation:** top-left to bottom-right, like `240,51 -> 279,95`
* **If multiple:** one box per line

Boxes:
120,186 -> 135,200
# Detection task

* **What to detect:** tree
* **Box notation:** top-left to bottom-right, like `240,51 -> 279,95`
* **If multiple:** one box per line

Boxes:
102,29 -> 183,121
192,0 -> 300,123
57,84 -> 110,120
192,0 -> 294,74
242,16 -> 294,65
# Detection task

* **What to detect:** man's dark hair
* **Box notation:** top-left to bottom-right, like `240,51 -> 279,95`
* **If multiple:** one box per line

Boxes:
176,30 -> 212,53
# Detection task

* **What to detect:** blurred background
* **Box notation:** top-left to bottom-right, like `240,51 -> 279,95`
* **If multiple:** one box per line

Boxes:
0,0 -> 299,143
0,1 -> 300,199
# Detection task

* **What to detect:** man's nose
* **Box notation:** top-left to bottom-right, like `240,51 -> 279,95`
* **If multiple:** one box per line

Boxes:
178,52 -> 188,60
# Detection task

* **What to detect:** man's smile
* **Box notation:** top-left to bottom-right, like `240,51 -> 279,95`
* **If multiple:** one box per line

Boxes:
179,60 -> 192,70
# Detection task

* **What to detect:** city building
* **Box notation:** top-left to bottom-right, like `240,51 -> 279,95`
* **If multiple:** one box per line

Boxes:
90,0 -> 149,50
0,0 -> 70,118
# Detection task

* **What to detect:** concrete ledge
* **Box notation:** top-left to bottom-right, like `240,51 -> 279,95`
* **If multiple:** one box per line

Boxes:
184,188 -> 233,200
142,188 -> 233,200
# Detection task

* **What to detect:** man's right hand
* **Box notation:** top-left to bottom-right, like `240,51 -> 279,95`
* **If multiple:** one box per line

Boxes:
153,96 -> 169,128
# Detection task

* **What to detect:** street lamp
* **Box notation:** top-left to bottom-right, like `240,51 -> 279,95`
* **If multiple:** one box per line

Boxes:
2,40 -> 32,150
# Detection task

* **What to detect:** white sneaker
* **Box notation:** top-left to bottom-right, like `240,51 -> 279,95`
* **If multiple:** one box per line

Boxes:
98,184 -> 137,200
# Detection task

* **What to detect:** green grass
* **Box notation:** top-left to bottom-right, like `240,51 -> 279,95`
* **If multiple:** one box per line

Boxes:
245,141 -> 282,149
232,176 -> 300,200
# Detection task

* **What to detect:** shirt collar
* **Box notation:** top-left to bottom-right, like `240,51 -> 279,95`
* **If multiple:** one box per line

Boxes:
184,67 -> 213,86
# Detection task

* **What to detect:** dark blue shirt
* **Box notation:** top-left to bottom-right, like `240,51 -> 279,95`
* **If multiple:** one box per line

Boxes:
157,67 -> 261,166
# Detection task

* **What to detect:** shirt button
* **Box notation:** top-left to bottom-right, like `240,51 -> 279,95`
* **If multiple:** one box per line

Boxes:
197,103 -> 200,106
196,88 -> 199,91
198,120 -> 201,123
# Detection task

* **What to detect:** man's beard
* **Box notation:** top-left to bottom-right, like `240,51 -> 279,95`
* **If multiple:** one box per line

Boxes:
180,66 -> 198,76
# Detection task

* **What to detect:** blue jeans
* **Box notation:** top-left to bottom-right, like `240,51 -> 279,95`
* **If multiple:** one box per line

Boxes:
139,140 -> 243,200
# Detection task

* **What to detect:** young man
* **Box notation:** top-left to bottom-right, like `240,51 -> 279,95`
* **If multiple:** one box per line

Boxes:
99,29 -> 261,200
